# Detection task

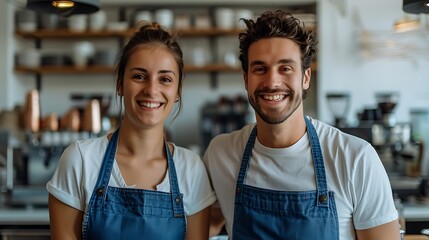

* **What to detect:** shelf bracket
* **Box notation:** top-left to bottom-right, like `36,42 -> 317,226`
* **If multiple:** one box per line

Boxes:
36,73 -> 42,92
210,72 -> 218,89
35,38 -> 42,91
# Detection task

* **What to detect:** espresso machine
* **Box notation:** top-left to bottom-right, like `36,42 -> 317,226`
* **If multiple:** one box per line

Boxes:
341,92 -> 426,200
0,91 -> 113,209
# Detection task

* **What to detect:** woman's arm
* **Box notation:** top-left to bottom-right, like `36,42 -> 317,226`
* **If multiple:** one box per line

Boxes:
185,207 -> 211,240
355,220 -> 400,240
209,202 -> 226,237
49,194 -> 83,240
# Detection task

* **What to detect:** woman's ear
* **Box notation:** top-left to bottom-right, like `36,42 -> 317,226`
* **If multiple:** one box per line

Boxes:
116,81 -> 123,96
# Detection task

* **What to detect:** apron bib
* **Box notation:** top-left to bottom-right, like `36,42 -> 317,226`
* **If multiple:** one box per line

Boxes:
232,117 -> 339,240
82,129 -> 186,239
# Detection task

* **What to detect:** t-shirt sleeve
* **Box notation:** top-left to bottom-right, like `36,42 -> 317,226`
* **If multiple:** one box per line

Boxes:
46,141 -> 85,211
180,151 -> 217,216
351,144 -> 398,229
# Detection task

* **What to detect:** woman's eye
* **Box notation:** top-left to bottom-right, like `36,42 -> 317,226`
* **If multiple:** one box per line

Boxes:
160,77 -> 173,83
133,74 -> 146,80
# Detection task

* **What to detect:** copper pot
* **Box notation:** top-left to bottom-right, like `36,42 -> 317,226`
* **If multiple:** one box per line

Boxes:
60,108 -> 80,132
23,89 -> 40,133
82,99 -> 101,134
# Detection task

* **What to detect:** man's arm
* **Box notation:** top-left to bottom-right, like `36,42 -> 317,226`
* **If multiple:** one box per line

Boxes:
355,220 -> 400,240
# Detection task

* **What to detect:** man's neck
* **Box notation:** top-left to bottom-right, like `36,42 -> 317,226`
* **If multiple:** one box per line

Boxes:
255,112 -> 307,148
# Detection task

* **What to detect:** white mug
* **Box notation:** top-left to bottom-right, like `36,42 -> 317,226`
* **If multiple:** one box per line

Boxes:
73,41 -> 95,68
215,8 -> 235,30
89,10 -> 107,31
134,11 -> 153,25
68,15 -> 88,32
155,9 -> 174,29
19,49 -> 41,68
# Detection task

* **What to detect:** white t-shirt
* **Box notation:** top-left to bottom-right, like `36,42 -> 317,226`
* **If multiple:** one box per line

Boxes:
47,135 -> 216,216
203,117 -> 398,240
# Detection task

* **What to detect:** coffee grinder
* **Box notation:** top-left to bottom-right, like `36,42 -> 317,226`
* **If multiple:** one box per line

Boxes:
376,92 -> 399,127
326,93 -> 350,128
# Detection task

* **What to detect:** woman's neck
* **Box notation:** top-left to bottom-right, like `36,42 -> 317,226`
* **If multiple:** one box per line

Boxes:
117,123 -> 166,161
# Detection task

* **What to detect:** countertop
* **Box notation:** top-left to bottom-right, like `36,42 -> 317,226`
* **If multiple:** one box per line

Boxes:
0,207 -> 49,225
0,189 -> 49,226
404,199 -> 429,221
405,235 -> 429,240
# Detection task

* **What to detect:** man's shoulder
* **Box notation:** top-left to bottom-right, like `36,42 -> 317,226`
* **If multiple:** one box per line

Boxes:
311,118 -> 371,145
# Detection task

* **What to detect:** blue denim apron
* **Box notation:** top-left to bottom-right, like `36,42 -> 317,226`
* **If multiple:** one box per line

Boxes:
82,129 -> 186,239
232,117 -> 339,239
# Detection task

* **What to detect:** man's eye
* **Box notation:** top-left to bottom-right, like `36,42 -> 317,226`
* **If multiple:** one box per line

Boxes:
253,67 -> 265,73
282,66 -> 292,72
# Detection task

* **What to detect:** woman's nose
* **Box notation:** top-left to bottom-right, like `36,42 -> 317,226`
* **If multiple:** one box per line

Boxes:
143,80 -> 158,94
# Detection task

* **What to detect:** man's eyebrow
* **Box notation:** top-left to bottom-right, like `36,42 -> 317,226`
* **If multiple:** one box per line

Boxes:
249,60 -> 265,67
278,59 -> 298,65
249,58 -> 298,67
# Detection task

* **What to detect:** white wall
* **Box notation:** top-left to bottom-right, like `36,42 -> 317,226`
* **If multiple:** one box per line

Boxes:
318,0 -> 429,126
0,1 -> 17,111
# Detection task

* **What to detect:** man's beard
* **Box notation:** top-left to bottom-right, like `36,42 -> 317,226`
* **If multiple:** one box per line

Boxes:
248,88 -> 303,125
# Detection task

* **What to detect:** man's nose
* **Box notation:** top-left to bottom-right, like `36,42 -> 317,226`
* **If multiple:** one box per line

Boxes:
263,69 -> 282,88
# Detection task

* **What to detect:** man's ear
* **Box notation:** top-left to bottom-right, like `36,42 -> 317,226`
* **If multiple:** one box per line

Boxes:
303,68 -> 311,91
243,72 -> 248,90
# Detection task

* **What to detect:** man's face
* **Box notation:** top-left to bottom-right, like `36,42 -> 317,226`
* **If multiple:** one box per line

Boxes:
244,37 -> 311,124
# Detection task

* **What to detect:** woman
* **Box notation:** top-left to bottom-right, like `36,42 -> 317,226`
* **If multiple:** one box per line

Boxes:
47,22 -> 216,239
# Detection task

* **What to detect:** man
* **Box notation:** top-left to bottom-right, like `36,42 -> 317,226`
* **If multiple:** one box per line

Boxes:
203,10 -> 400,240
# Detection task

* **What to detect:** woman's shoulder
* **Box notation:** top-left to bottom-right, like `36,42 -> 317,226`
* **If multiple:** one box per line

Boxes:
73,135 -> 109,153
170,144 -> 209,174
59,135 -> 109,168
171,144 -> 201,162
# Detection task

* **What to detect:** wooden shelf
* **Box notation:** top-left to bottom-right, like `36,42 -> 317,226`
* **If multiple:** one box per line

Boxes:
15,28 -> 244,39
186,64 -> 241,72
16,29 -> 127,38
15,66 -> 115,74
15,64 -> 243,74
172,28 -> 243,37
15,61 -> 317,74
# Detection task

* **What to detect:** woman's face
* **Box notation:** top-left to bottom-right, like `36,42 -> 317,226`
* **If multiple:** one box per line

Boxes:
119,44 -> 180,130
